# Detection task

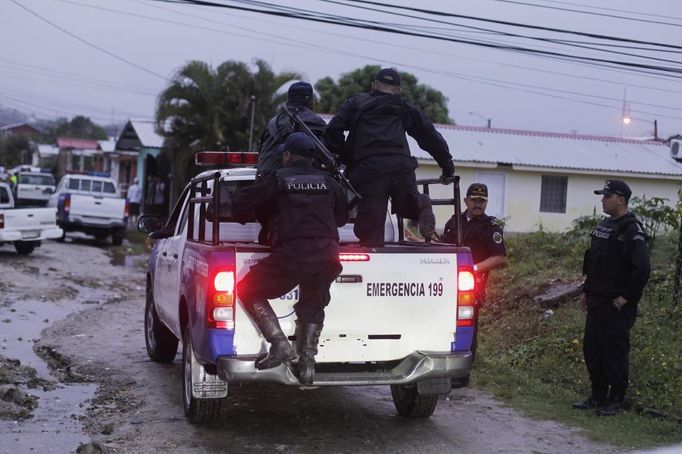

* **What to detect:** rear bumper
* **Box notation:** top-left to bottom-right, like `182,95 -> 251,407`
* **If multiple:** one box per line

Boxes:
60,218 -> 126,231
216,351 -> 473,386
0,227 -> 63,242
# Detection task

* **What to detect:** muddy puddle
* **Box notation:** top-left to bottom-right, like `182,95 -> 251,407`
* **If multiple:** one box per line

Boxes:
0,299 -> 99,453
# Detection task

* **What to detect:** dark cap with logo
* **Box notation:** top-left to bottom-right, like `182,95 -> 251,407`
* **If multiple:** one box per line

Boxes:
466,183 -> 488,200
594,179 -> 632,199
375,68 -> 401,86
287,81 -> 313,103
284,132 -> 316,157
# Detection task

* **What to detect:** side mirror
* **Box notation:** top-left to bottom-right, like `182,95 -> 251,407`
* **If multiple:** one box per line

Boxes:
138,215 -> 163,234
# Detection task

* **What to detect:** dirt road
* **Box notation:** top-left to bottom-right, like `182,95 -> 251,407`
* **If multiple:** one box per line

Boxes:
0,240 -> 623,453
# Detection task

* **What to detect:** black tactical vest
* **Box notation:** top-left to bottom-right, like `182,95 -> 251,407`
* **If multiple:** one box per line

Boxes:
583,216 -> 646,295
272,168 -> 340,245
257,106 -> 326,176
347,93 -> 411,163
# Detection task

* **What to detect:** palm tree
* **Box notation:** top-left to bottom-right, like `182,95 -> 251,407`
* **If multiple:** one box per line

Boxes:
155,59 -> 301,194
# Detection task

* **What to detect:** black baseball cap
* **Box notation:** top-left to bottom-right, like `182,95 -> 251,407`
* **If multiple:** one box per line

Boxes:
594,179 -> 632,199
466,183 -> 488,200
375,68 -> 401,86
284,132 -> 316,157
287,81 -> 313,103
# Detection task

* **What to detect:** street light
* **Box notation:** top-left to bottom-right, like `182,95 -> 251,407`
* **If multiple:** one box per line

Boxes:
468,111 -> 491,128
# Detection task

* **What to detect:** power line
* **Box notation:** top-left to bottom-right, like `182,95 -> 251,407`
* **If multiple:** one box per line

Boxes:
491,0 -> 682,28
159,0 -> 682,78
9,0 -> 169,82
532,0 -> 682,22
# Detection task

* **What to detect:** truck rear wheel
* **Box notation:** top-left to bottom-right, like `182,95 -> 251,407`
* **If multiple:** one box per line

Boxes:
182,329 -> 223,425
144,282 -> 178,363
14,241 -> 36,255
390,384 -> 439,418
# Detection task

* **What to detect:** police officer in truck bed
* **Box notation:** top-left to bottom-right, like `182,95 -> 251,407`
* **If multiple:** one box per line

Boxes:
573,179 -> 650,416
323,67 -> 454,247
233,132 -> 348,385
442,183 -> 507,300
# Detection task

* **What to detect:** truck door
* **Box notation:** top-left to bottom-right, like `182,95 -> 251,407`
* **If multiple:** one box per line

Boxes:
154,191 -> 189,330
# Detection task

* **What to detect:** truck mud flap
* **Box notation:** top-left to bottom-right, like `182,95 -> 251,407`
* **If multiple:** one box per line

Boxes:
417,378 -> 452,395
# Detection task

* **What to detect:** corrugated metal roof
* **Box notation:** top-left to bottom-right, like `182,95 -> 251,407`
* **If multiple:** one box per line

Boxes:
98,138 -> 116,152
37,144 -> 59,156
408,124 -> 682,177
129,118 -> 164,148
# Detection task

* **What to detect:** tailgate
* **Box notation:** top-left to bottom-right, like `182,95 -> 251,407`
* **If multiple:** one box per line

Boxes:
233,248 -> 459,363
70,194 -> 125,221
0,207 -> 59,239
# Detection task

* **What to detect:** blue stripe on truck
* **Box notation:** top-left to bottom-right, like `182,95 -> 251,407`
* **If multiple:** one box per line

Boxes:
453,326 -> 474,352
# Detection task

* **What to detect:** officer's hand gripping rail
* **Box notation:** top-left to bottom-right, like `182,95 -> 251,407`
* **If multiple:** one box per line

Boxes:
282,105 -> 362,205
397,176 -> 462,245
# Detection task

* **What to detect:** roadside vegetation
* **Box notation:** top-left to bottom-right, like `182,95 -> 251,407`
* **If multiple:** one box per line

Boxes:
474,211 -> 682,448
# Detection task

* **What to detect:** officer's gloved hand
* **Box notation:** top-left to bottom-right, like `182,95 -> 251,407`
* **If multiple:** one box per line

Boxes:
439,162 -> 455,184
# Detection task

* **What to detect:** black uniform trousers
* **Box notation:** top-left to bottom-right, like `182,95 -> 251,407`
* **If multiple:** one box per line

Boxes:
583,298 -> 635,401
237,258 -> 342,325
350,167 -> 421,247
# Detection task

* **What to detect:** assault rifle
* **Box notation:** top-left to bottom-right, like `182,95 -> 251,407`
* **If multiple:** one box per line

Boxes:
282,105 -> 362,204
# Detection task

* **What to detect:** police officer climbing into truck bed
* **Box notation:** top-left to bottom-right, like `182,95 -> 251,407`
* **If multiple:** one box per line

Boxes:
573,179 -> 650,416
233,132 -> 348,385
323,67 -> 455,247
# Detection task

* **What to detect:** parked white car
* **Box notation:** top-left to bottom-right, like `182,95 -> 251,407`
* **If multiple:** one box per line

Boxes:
14,171 -> 56,206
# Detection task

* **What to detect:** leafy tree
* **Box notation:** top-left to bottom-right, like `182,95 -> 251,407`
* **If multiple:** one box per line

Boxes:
47,115 -> 108,141
0,135 -> 32,168
630,195 -> 679,246
315,65 -> 452,124
155,59 -> 301,193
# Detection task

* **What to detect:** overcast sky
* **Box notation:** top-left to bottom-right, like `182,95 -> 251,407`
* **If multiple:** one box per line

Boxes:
2,0 -> 681,139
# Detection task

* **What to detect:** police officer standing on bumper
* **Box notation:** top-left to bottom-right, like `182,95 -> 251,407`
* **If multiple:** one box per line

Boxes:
323,67 -> 455,247
442,183 -> 507,300
233,132 -> 348,385
573,179 -> 650,416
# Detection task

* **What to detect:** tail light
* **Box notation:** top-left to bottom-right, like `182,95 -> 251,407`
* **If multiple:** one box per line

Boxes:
456,268 -> 476,327
208,269 -> 235,329
123,201 -> 129,223
0,213 -> 4,229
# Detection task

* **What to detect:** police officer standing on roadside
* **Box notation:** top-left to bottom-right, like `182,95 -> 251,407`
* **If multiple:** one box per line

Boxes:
324,67 -> 454,247
573,179 -> 650,416
442,183 -> 507,300
233,132 -> 348,385
256,81 -> 326,178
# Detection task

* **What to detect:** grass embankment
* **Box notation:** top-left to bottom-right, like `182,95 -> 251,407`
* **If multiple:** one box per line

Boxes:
474,230 -> 682,449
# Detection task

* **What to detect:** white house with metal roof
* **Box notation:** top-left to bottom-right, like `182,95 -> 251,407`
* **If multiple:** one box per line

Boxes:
410,125 -> 682,233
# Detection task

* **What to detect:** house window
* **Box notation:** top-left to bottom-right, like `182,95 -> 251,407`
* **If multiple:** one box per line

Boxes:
540,175 -> 567,213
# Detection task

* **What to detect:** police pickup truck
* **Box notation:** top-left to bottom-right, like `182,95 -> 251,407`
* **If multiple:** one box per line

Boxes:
139,152 -> 476,425
0,182 -> 63,255
48,173 -> 128,245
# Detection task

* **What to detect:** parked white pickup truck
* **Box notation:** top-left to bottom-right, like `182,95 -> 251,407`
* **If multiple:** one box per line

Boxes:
0,182 -> 63,255
48,174 -> 128,245
139,153 -> 477,425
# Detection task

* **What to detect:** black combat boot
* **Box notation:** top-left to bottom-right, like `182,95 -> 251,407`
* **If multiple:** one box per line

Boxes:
295,321 -> 323,385
571,395 -> 604,410
597,389 -> 626,416
417,194 -> 435,242
250,301 -> 297,370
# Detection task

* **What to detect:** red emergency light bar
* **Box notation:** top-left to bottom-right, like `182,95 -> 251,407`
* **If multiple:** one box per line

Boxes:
195,151 -> 258,166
